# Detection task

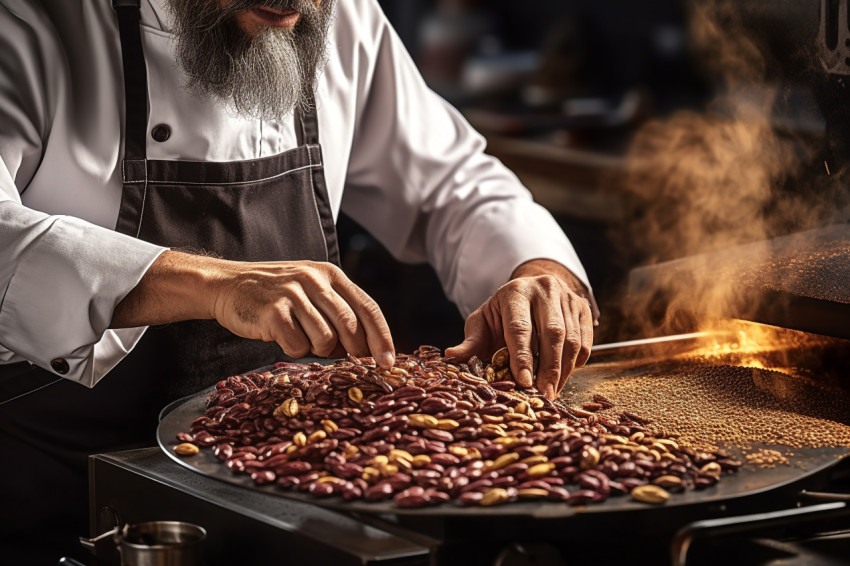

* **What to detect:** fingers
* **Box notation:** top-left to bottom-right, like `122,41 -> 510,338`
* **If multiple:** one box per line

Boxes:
268,311 -> 312,359
445,309 -> 489,362
331,273 -> 395,369
502,296 -> 535,389
271,291 -> 338,358
576,298 -> 593,368
534,299 -> 566,399
556,294 -> 593,394
295,299 -> 339,358
310,287 -> 369,357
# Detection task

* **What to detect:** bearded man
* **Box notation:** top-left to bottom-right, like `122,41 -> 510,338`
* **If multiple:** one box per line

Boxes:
0,0 -> 595,561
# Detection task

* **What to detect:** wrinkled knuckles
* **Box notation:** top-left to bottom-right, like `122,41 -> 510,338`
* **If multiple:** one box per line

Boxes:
536,273 -> 562,291
322,262 -> 344,278
566,328 -> 582,349
336,313 -> 360,337
299,269 -> 326,288
543,324 -> 567,342
513,348 -> 535,366
506,319 -> 533,334
313,330 -> 339,358
360,299 -> 385,321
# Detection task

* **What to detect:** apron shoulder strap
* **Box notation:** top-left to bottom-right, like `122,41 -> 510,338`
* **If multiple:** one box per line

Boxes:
296,98 -> 321,147
113,0 -> 149,164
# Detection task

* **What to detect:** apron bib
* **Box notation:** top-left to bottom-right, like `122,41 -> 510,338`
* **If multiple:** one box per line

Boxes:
0,0 -> 339,560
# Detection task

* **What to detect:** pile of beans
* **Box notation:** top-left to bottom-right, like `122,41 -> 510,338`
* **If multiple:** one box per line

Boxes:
175,346 -> 741,508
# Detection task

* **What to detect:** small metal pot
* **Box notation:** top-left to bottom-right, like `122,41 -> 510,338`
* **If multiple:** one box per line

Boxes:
118,521 -> 206,566
82,521 -> 206,566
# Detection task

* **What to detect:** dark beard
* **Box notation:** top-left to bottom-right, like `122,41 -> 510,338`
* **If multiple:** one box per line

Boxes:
166,0 -> 334,120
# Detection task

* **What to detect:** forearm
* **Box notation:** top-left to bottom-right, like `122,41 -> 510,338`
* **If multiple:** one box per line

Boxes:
111,250 -> 221,328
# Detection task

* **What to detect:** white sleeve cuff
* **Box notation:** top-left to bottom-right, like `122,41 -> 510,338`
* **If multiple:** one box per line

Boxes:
0,212 -> 165,386
450,199 -> 591,318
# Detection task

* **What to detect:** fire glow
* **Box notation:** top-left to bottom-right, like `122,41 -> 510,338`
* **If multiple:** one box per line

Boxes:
682,319 -> 826,376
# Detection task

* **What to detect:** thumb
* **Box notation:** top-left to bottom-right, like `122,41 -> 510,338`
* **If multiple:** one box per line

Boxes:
445,313 -> 488,362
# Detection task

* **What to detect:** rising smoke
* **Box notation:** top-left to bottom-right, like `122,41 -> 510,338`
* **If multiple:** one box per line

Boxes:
619,0 -> 849,335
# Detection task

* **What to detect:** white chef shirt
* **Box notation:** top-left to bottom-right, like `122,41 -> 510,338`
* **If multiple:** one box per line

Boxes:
0,0 -> 591,387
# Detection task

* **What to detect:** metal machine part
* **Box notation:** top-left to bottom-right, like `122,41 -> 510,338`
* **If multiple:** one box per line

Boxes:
629,224 -> 850,341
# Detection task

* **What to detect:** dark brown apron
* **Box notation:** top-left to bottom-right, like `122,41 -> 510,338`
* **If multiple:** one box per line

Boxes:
0,0 -> 339,561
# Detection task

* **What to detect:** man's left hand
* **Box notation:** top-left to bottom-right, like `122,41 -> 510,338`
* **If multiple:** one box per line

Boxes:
445,259 -> 594,400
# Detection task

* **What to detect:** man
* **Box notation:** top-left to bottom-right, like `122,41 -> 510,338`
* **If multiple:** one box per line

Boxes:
0,0 -> 595,561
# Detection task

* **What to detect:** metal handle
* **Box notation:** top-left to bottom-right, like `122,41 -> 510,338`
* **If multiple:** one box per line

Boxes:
670,502 -> 848,566
78,526 -> 119,550
800,490 -> 850,502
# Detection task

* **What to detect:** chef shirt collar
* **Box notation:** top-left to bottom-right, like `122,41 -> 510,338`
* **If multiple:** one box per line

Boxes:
143,0 -> 173,33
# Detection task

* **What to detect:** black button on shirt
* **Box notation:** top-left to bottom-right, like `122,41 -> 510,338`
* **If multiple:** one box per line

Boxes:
151,124 -> 171,142
50,358 -> 70,374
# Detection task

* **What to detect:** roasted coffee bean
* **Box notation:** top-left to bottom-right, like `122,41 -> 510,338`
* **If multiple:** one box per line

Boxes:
460,478 -> 493,494
422,429 -> 454,443
308,481 -> 336,497
568,489 -> 601,506
579,446 -> 601,469
499,463 -> 529,477
631,484 -> 670,504
717,458 -> 743,470
428,453 -> 460,467
699,462 -> 723,479
575,473 -> 601,491
480,488 -> 510,506
192,431 -> 217,447
653,475 -> 684,490
273,461 -> 311,476
251,470 -> 276,485
420,397 -> 455,414
174,443 -> 199,456
458,491 -> 484,506
395,492 -> 431,508
490,476 -> 518,488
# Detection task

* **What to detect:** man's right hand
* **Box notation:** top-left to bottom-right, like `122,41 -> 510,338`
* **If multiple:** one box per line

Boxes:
111,250 -> 396,368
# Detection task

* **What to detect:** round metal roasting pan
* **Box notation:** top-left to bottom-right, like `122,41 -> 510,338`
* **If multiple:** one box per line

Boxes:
157,357 -> 849,518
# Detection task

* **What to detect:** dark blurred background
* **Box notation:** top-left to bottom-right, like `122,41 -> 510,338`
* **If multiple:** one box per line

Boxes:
337,0 -> 835,351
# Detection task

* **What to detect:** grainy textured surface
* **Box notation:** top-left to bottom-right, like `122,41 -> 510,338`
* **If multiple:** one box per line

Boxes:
591,364 -> 850,455
729,228 -> 850,309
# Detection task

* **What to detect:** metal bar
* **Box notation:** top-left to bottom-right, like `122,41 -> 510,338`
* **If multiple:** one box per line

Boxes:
670,502 -> 848,566
800,490 -> 850,502
591,332 -> 712,354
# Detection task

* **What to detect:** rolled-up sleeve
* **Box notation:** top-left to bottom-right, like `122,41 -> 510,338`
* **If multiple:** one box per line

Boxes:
0,2 -> 165,386
340,0 -> 591,317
